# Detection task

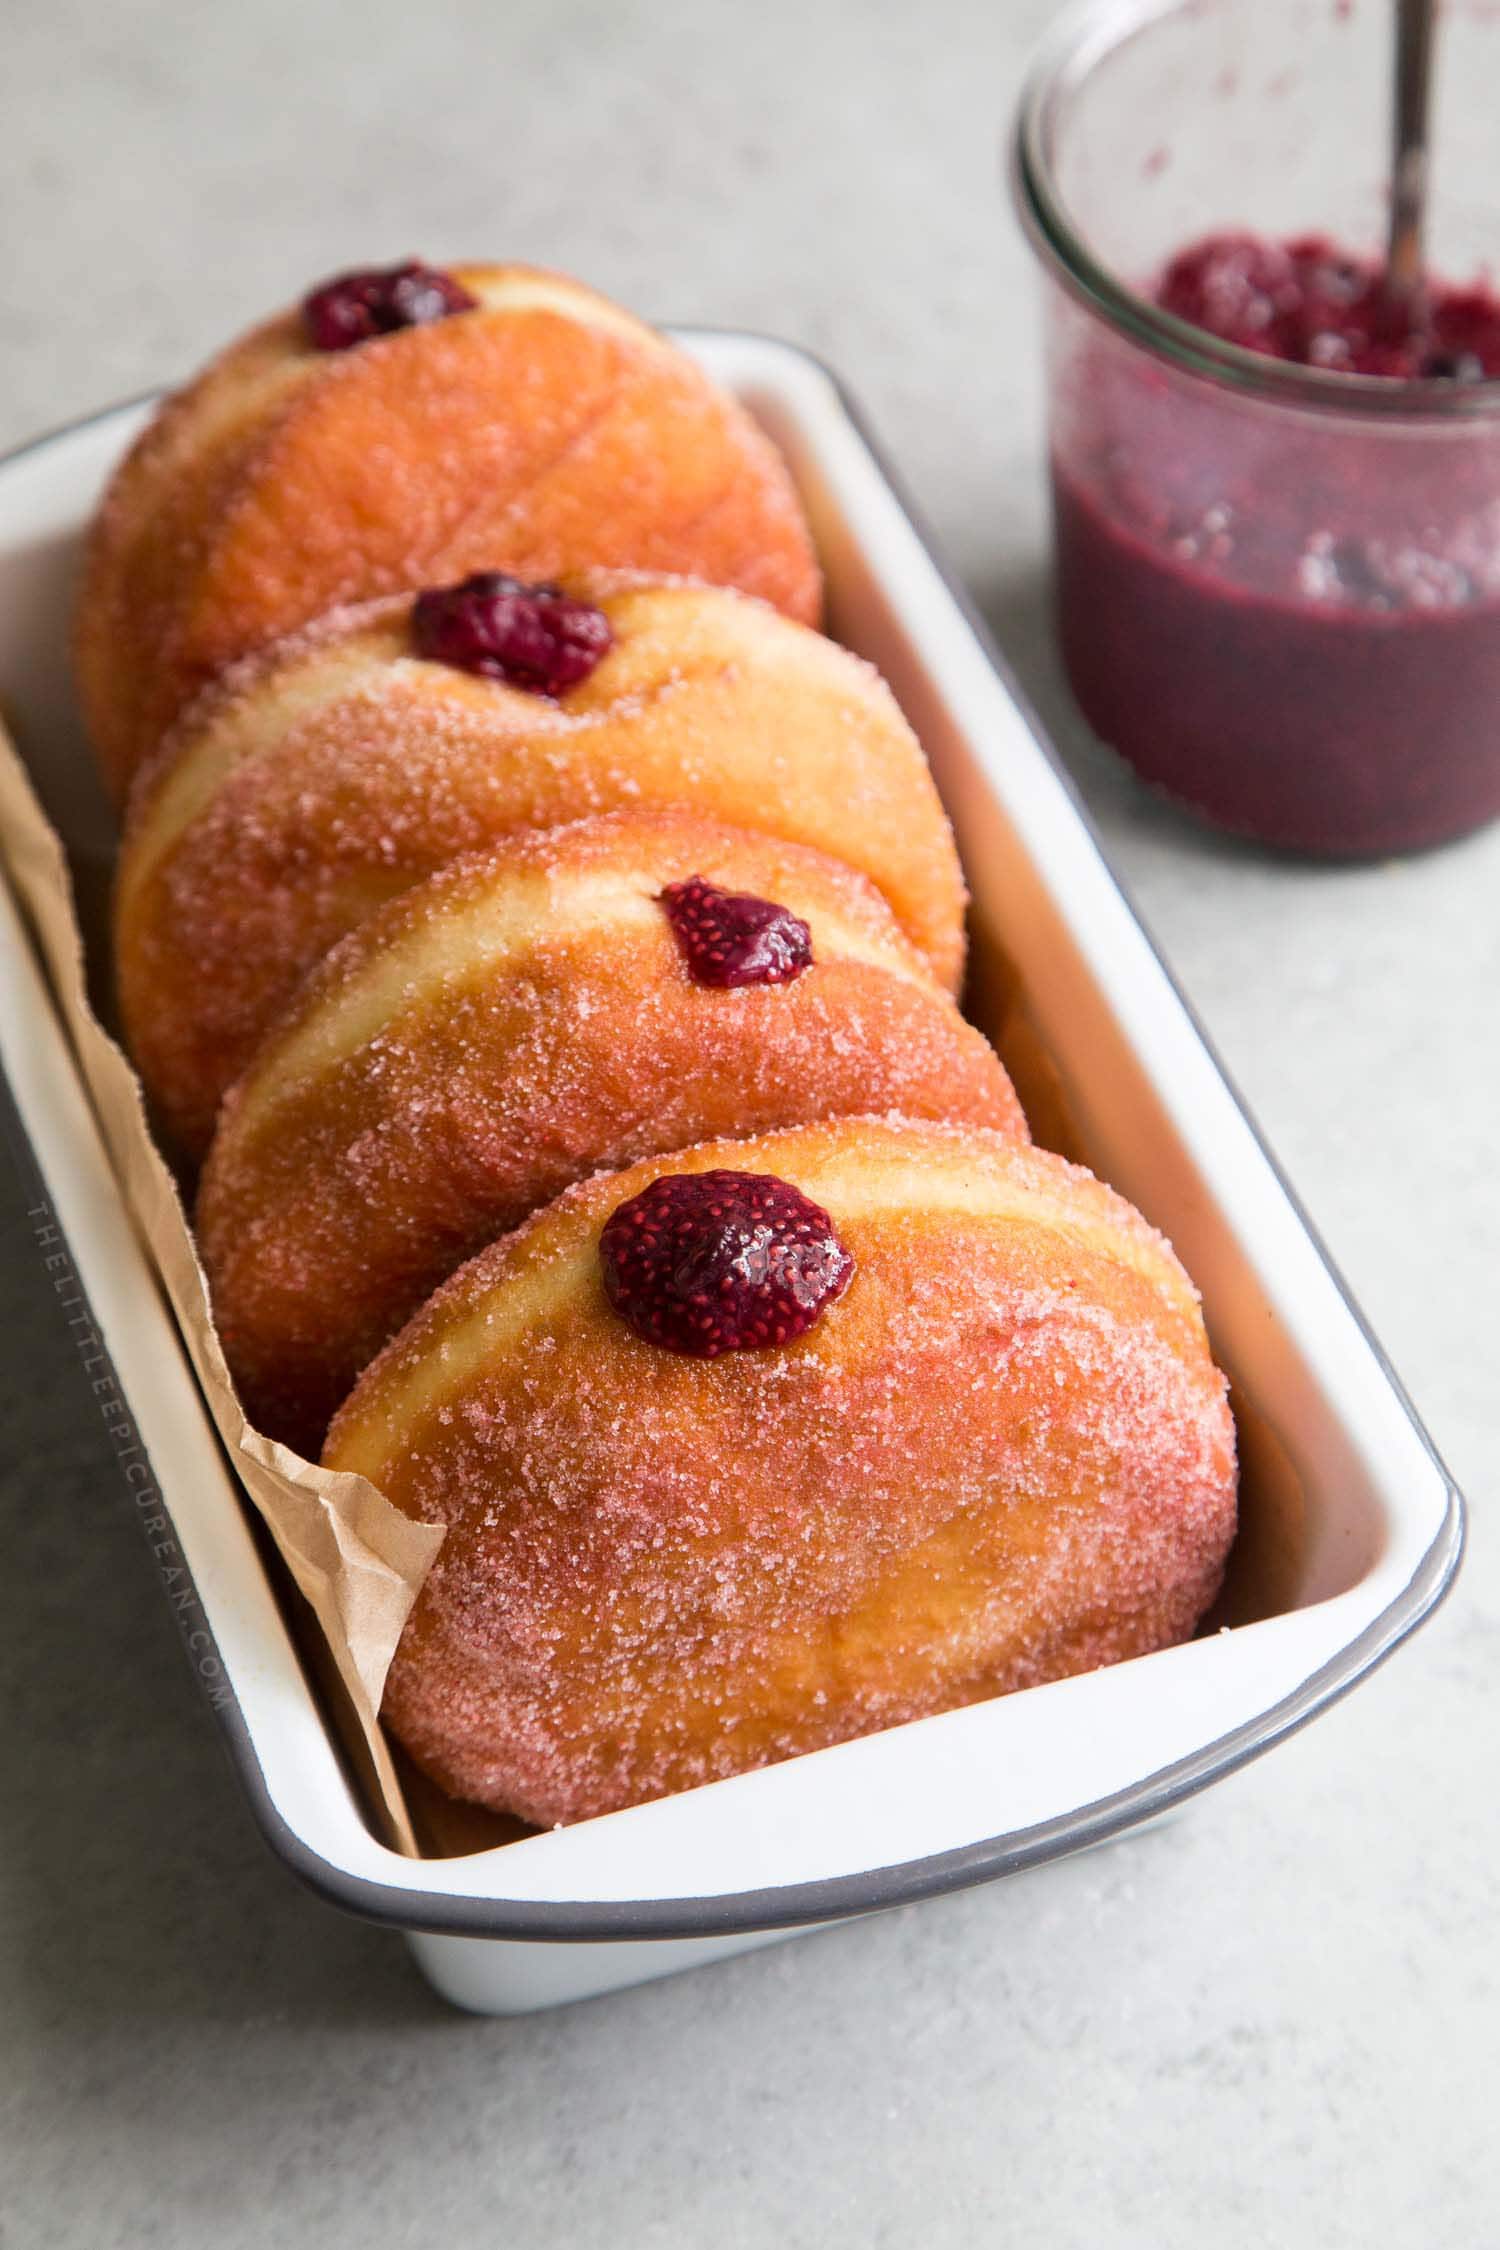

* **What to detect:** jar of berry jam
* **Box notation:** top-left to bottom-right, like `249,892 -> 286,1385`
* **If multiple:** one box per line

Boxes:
1014,0 -> 1500,856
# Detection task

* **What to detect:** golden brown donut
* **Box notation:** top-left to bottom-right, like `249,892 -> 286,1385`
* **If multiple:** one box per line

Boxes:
77,261 -> 821,795
198,811 -> 1025,1455
115,576 -> 966,1155
323,1116 -> 1238,1828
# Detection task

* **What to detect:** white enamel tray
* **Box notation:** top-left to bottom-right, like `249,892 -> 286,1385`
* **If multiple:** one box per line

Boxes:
0,335 -> 1463,2015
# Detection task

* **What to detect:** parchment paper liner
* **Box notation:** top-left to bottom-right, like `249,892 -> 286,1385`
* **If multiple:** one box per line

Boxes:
0,718 -> 444,1854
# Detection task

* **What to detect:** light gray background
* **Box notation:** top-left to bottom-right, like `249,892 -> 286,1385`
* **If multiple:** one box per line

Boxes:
1,1 -> 1494,2242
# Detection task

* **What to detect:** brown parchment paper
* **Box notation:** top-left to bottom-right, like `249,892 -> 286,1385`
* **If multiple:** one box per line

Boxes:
0,716 -> 444,1855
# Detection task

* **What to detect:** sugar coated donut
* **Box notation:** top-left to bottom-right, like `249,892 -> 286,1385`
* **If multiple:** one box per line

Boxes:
198,811 -> 1022,1453
77,260 -> 821,794
323,1116 -> 1238,1827
115,575 -> 966,1154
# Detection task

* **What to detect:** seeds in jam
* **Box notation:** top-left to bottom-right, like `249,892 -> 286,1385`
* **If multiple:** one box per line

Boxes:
599,1170 -> 853,1356
658,875 -> 813,987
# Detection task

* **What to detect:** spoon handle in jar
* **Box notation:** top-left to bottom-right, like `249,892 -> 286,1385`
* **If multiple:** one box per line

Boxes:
1385,0 -> 1437,321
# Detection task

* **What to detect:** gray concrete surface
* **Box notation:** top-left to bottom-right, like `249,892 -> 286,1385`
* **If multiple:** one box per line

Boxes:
1,1 -> 1494,2242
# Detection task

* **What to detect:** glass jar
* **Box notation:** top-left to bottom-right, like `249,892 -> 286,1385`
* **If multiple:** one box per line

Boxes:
1014,0 -> 1500,856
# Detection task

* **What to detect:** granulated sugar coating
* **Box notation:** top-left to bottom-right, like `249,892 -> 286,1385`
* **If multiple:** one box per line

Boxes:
324,1116 -> 1238,1829
115,576 -> 966,1154
196,810 -> 1020,1454
76,261 -> 822,795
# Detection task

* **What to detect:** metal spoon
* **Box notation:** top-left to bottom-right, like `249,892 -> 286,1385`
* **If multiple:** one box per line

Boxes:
1383,0 -> 1438,330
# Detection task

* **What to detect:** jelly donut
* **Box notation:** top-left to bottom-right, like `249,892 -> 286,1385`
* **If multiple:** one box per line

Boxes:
115,575 -> 966,1154
323,1116 -> 1238,1827
198,811 -> 1023,1453
77,260 -> 821,795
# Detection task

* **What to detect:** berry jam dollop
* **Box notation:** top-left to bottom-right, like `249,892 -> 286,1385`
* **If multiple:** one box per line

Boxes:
658,875 -> 814,988
302,261 -> 478,352
411,573 -> 614,697
599,1170 -> 853,1358
1157,232 -> 1500,380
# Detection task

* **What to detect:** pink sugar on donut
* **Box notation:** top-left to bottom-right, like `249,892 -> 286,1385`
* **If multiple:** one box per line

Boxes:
324,1117 -> 1238,1828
